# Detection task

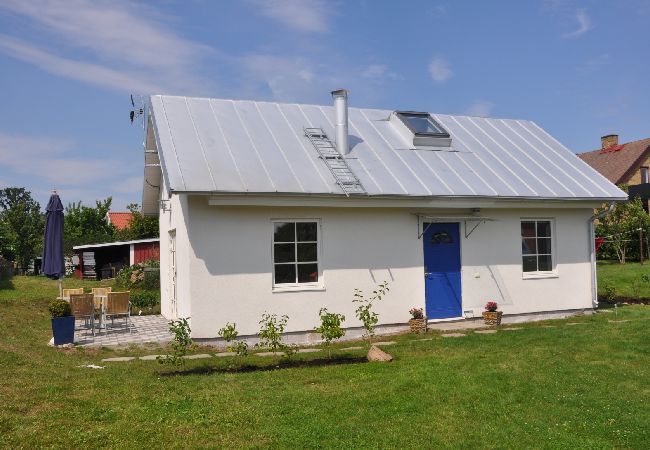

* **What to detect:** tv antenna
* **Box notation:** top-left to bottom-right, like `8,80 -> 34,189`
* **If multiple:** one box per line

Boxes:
129,94 -> 145,124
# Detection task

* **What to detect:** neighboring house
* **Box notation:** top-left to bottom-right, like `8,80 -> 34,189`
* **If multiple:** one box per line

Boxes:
72,238 -> 160,280
141,91 -> 625,341
578,135 -> 650,209
106,212 -> 134,230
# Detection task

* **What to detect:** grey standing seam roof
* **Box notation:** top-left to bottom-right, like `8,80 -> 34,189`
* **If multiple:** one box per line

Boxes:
149,95 -> 626,201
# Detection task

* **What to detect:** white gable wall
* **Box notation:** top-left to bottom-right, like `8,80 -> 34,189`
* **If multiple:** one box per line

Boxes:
163,196 -> 594,338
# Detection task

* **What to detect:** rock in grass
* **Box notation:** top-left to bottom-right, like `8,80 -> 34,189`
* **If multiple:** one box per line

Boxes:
367,345 -> 393,362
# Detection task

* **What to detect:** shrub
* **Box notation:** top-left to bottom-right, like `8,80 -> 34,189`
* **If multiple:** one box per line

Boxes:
353,281 -> 390,345
130,290 -> 160,309
256,313 -> 295,357
485,301 -> 498,312
217,322 -> 248,357
409,307 -> 424,319
157,318 -> 193,366
314,308 -> 345,359
48,299 -> 71,318
603,283 -> 616,304
116,259 -> 160,290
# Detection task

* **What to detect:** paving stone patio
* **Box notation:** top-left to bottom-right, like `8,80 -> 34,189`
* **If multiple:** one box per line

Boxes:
75,315 -> 172,347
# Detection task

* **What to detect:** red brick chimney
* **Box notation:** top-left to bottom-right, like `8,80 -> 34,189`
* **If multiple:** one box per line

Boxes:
601,134 -> 619,149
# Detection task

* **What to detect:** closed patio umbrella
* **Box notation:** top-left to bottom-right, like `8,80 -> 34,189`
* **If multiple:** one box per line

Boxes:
42,191 -> 65,297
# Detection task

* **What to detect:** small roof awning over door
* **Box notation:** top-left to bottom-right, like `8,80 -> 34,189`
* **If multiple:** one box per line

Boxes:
414,214 -> 497,239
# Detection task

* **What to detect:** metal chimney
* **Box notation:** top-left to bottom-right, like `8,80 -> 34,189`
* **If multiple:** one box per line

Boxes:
331,89 -> 349,155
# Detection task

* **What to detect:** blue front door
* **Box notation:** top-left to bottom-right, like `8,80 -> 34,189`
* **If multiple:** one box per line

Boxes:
423,222 -> 462,319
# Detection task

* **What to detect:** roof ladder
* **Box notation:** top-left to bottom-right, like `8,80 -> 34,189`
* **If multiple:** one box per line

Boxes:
304,127 -> 366,196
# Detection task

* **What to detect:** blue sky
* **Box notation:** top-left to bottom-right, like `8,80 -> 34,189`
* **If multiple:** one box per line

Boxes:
0,0 -> 648,210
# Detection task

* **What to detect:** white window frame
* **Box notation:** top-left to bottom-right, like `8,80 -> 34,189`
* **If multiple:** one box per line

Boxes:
271,218 -> 324,292
521,218 -> 558,279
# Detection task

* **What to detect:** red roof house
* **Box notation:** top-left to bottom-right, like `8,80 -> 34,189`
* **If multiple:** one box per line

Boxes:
106,212 -> 134,231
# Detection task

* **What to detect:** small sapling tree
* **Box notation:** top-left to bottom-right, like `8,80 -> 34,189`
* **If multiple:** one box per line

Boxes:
353,281 -> 390,346
314,308 -> 345,359
157,317 -> 193,367
217,322 -> 249,357
256,313 -> 296,357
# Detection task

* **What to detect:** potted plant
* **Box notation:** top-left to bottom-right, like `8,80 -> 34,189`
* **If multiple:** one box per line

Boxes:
49,299 -> 75,345
408,307 -> 427,333
482,301 -> 503,326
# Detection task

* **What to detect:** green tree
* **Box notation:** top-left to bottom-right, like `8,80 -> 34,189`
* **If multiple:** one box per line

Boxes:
114,203 -> 159,241
0,187 -> 44,270
63,198 -> 115,255
596,197 -> 650,264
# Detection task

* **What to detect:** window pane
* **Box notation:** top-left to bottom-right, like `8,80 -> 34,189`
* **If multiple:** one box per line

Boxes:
401,114 -> 445,135
296,222 -> 317,241
274,244 -> 295,263
522,255 -> 537,272
521,221 -> 536,238
537,221 -> 551,237
274,264 -> 296,284
538,255 -> 552,271
298,263 -> 318,283
537,238 -> 552,254
297,243 -> 317,262
274,222 -> 295,242
522,238 -> 537,255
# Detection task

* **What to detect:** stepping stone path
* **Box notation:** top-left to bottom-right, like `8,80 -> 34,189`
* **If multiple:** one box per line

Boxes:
540,325 -> 556,328
502,327 -> 523,331
567,323 -> 587,326
441,333 -> 466,338
340,346 -> 363,351
140,355 -> 166,361
182,354 -> 212,360
609,320 -> 630,323
297,348 -> 321,353
475,330 -> 497,334
417,338 -> 433,341
102,357 -> 136,362
255,351 -> 285,357
214,352 -> 236,357
374,341 -> 397,346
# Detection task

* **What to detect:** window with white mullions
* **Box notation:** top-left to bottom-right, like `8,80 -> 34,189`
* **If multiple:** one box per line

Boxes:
521,220 -> 553,273
273,221 -> 319,285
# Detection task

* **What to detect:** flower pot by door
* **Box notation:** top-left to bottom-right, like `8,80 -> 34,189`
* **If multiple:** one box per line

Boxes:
482,311 -> 503,326
51,316 -> 75,345
409,318 -> 428,333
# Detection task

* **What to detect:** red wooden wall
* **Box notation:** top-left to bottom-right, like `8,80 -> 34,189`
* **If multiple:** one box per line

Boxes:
133,241 -> 160,264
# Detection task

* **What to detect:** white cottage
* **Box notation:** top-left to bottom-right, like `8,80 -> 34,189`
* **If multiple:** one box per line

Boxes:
140,91 -> 625,340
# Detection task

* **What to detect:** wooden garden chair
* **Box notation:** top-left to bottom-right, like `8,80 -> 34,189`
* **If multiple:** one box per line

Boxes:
62,288 -> 84,300
105,291 -> 132,333
69,293 -> 95,336
91,287 -> 112,309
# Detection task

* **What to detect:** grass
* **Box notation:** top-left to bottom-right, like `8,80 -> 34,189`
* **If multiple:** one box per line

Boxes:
1,276 -> 650,448
597,260 -> 650,300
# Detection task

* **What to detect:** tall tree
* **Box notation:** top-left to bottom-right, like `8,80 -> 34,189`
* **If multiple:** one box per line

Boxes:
114,203 -> 159,241
63,198 -> 116,254
0,188 -> 44,269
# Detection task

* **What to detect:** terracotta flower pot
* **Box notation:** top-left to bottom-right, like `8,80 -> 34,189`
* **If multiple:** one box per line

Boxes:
482,311 -> 503,326
408,318 -> 427,333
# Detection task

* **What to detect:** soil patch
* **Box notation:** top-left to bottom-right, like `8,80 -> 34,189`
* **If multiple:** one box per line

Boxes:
159,356 -> 368,376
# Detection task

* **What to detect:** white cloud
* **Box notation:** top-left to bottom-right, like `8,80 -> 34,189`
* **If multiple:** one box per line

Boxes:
0,132 -> 141,208
466,100 -> 494,117
428,57 -> 452,83
0,35 -> 165,94
0,0 -> 215,94
563,9 -> 592,38
249,0 -> 330,33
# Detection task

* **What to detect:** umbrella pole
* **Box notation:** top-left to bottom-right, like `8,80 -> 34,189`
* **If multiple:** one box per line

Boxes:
58,277 -> 63,298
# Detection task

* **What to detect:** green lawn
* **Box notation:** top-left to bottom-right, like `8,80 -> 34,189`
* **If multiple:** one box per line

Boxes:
597,260 -> 650,300
1,276 -> 649,448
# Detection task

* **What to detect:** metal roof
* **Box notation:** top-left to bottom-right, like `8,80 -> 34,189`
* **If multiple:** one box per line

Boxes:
73,238 -> 159,250
148,95 -> 626,201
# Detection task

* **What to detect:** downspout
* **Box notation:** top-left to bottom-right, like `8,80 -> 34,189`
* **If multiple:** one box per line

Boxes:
589,204 -> 615,308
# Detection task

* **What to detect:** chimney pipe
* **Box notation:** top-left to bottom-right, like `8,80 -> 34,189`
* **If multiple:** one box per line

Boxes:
331,89 -> 349,155
601,134 -> 619,149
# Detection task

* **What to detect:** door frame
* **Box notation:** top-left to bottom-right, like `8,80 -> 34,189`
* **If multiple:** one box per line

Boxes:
422,221 -> 464,321
168,229 -> 177,319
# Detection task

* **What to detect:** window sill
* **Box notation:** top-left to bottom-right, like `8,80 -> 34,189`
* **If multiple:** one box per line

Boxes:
522,272 -> 558,280
272,284 -> 325,293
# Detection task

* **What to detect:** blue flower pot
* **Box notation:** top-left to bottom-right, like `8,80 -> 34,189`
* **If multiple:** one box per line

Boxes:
51,316 -> 75,345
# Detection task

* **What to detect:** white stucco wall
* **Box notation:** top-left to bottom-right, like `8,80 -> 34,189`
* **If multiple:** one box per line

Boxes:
161,196 -> 594,338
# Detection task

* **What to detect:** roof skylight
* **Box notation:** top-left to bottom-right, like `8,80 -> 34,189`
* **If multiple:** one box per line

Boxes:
395,111 -> 449,138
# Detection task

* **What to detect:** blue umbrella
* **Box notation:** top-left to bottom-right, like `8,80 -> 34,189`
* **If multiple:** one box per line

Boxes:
42,191 -> 64,296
